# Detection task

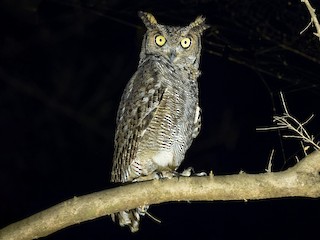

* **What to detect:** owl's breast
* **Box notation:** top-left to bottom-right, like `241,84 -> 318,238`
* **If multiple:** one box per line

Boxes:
136,66 -> 199,170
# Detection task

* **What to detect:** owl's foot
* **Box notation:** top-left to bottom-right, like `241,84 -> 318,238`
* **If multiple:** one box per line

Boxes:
133,174 -> 156,182
180,167 -> 207,177
132,171 -> 176,182
155,171 -> 177,179
133,168 -> 205,182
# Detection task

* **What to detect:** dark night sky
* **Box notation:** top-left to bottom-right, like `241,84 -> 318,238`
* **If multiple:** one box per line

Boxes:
1,1 -> 320,239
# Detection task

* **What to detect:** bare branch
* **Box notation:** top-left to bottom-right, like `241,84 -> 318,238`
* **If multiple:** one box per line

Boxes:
301,141 -> 310,156
265,149 -> 275,173
279,92 -> 289,114
1,151 -> 320,240
301,0 -> 320,40
300,19 -> 313,34
257,93 -> 320,151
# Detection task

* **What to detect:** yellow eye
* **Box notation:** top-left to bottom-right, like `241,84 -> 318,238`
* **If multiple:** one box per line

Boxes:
180,37 -> 192,49
155,35 -> 166,47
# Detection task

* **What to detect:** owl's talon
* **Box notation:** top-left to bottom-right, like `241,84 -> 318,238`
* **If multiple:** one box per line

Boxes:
180,167 -> 194,176
158,171 -> 176,179
155,172 -> 163,179
194,171 -> 207,176
180,167 -> 206,177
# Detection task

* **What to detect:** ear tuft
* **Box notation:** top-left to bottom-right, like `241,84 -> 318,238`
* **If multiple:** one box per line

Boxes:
138,11 -> 158,29
189,15 -> 210,33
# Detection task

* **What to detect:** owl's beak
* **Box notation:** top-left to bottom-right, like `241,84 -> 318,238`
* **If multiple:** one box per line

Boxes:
169,50 -> 177,63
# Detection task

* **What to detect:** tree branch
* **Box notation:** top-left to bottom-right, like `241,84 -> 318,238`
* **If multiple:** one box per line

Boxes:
301,0 -> 320,40
1,150 -> 320,240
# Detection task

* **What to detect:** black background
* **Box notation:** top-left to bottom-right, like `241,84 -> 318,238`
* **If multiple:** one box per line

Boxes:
1,0 -> 320,239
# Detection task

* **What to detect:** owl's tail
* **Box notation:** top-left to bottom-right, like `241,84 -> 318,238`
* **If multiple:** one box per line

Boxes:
111,205 -> 149,232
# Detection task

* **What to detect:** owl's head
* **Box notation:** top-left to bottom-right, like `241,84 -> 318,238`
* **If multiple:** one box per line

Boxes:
138,12 -> 209,68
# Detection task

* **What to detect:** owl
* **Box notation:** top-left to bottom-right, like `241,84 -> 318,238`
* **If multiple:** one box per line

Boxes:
110,11 -> 208,232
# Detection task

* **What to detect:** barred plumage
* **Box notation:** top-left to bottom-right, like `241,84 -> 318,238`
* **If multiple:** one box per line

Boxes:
111,11 -> 208,232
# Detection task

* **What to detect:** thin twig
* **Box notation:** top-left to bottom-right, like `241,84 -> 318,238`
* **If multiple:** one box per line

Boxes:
265,149 -> 275,173
301,141 -> 309,156
300,20 -> 313,34
280,92 -> 289,114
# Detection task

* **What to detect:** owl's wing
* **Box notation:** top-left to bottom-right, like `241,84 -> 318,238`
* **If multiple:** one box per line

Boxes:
111,69 -> 166,183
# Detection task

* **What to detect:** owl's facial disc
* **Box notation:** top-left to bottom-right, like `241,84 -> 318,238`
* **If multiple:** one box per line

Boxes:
152,31 -> 194,63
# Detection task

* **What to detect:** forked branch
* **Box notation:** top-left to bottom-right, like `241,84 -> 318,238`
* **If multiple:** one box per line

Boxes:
300,0 -> 320,40
257,92 -> 320,151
